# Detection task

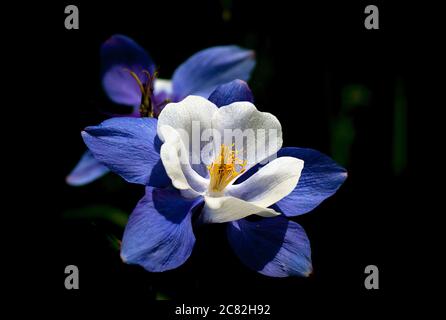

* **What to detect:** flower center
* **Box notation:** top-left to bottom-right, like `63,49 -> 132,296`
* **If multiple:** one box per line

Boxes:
125,69 -> 157,117
208,144 -> 247,195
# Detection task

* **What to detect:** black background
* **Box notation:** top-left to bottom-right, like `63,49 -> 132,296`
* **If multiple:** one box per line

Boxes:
9,0 -> 435,316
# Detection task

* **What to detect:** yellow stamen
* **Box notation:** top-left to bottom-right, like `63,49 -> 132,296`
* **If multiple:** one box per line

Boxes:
123,68 -> 157,117
208,144 -> 247,194
125,69 -> 145,94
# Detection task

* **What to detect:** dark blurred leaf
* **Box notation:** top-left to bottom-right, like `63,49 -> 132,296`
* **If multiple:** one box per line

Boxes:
341,84 -> 370,112
331,117 -> 355,166
220,0 -> 233,21
106,233 -> 122,251
63,205 -> 129,228
155,292 -> 171,301
331,84 -> 370,166
98,173 -> 128,192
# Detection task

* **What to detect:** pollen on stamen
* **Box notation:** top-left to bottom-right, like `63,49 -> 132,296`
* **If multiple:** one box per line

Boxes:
208,144 -> 247,194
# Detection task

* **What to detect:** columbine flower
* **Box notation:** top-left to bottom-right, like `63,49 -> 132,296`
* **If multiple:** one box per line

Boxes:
81,80 -> 347,277
67,34 -> 256,186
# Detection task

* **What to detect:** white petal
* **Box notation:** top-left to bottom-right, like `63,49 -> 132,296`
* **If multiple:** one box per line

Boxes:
154,78 -> 173,96
227,157 -> 304,208
211,102 -> 283,169
159,125 -> 208,197
157,96 -> 218,177
157,95 -> 217,142
201,196 -> 280,223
